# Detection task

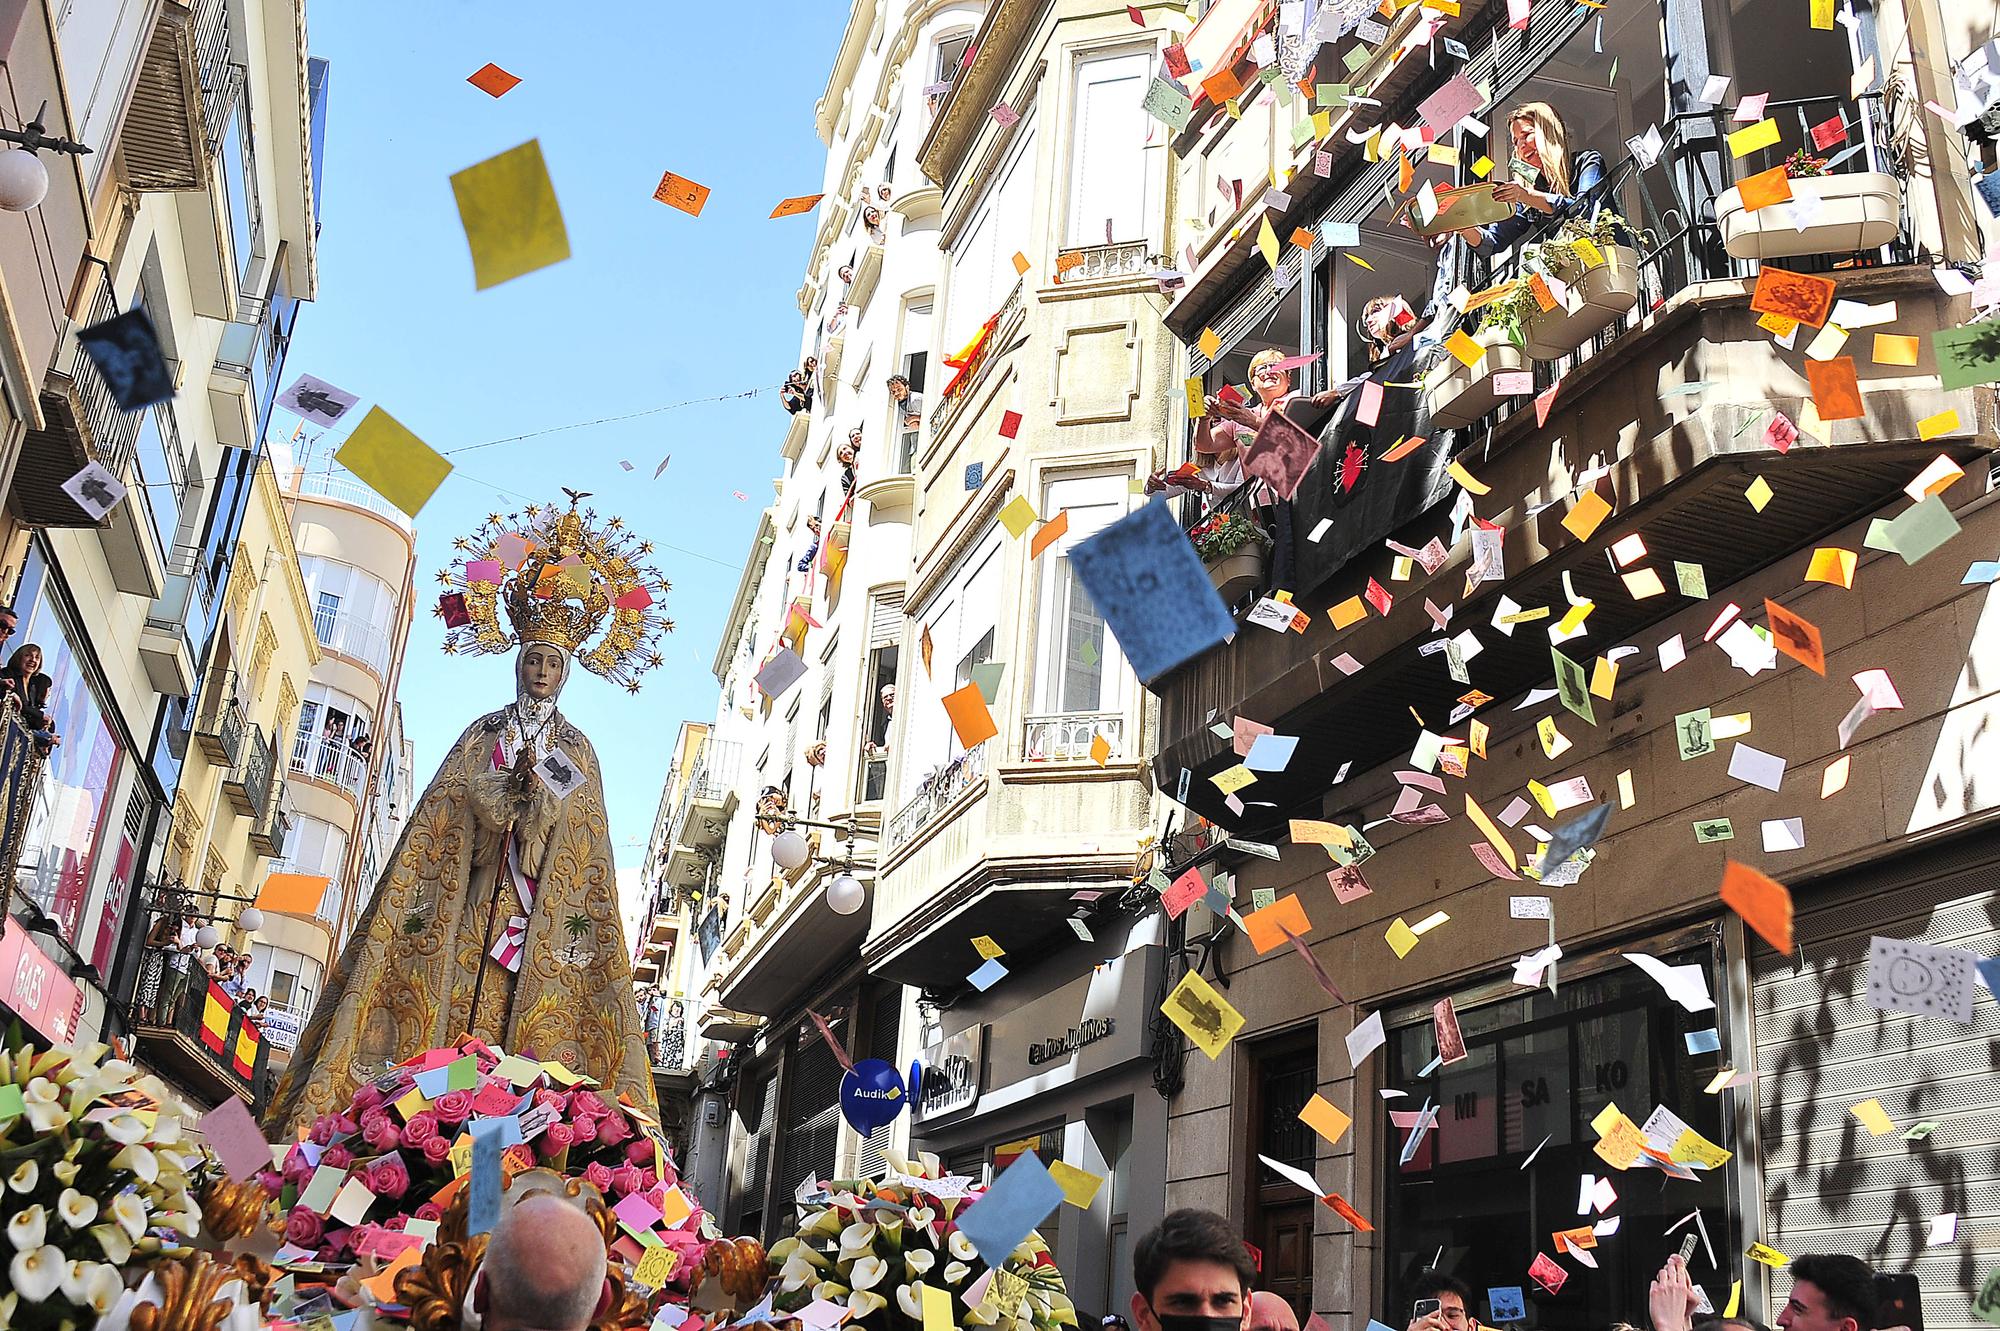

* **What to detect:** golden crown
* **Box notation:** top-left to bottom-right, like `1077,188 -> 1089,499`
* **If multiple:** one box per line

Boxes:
435,491 -> 674,693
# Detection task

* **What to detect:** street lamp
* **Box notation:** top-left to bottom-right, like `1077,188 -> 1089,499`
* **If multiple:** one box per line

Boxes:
826,872 -> 866,916
771,829 -> 812,871
762,811 -> 878,912
0,103 -> 90,213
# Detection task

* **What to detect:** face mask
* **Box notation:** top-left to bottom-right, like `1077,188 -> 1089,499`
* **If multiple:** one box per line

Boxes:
1150,1310 -> 1241,1331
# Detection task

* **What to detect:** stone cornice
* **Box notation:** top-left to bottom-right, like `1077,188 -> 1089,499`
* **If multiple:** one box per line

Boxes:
917,0 -> 1047,188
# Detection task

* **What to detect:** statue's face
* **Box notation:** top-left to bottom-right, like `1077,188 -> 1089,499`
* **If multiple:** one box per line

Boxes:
520,643 -> 566,700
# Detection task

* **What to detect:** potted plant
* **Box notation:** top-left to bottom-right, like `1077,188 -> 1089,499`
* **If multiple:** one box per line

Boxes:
1190,510 -> 1270,600
1425,324 -> 1531,429
1497,209 -> 1643,359
1717,150 -> 1900,260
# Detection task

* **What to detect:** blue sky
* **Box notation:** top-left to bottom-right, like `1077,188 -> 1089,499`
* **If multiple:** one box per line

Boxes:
286,1 -> 851,866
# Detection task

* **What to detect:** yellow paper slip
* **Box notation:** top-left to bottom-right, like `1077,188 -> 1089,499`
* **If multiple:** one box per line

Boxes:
1727,118 -> 1781,158
1465,793 -> 1518,867
1447,460 -> 1492,495
450,139 -> 571,289
1850,1097 -> 1895,1135
335,408 -> 452,519
1161,969 -> 1245,1059
1385,917 -> 1420,957
1049,1160 -> 1105,1208
1562,491 -> 1612,542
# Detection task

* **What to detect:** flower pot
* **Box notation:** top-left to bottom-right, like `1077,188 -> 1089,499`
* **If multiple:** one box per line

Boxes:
1205,545 -> 1268,601
1718,171 -> 1899,260
1520,244 -> 1640,359
1426,328 -> 1531,429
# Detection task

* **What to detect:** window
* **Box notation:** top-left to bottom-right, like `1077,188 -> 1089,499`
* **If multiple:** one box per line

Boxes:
314,591 -> 340,641
130,407 -> 185,558
858,644 -> 900,803
935,32 -> 974,85
221,96 -> 261,288
902,529 -> 1002,800
301,556 -> 396,673
1381,939 -> 1737,1331
1066,50 -> 1162,248
293,685 -> 372,795
944,114 -> 1036,354
1032,473 -> 1132,718
894,301 -> 932,473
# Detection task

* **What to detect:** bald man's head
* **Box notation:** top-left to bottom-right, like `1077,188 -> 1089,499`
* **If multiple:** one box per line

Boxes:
1250,1293 -> 1301,1331
478,1194 -> 608,1331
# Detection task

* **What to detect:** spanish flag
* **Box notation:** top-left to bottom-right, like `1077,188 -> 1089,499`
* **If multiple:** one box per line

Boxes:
233,1018 -> 261,1079
199,982 -> 230,1056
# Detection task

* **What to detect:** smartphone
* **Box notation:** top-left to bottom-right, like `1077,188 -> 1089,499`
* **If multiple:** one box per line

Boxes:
1875,1273 -> 1923,1331
1414,1300 -> 1442,1322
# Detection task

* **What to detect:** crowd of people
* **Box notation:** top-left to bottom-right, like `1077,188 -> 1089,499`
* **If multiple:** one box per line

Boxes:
0,608 -> 62,757
134,906 -> 271,1025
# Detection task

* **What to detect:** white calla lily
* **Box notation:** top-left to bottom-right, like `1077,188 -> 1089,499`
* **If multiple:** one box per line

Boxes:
846,1289 -> 889,1320
77,1262 -> 123,1315
944,1261 -> 971,1285
905,1247 -> 936,1277
780,1253 -> 820,1291
24,1076 -> 59,1104
109,1192 -> 148,1242
7,1205 -> 46,1251
839,1220 -> 878,1257
9,1244 -> 64,1302
57,1188 -> 97,1229
813,1280 -> 852,1303
850,1255 -> 889,1290
101,1112 -> 149,1145
897,1283 -> 931,1320
112,1143 -> 157,1183
949,1230 -> 978,1261
90,1223 -> 132,1265
51,1160 -> 79,1186
24,1098 -> 65,1132
7,1160 -> 36,1194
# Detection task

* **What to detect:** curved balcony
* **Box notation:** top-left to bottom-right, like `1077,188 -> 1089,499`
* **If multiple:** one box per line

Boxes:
312,605 -> 393,676
289,731 -> 368,798
287,465 -> 415,535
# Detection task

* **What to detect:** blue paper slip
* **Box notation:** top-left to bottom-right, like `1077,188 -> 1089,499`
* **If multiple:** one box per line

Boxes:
1685,1028 -> 1721,1054
957,1151 -> 1065,1268
1069,499 -> 1236,684
470,1115 -> 523,1148
469,1126 -> 503,1237
968,958 -> 1009,992
1488,1287 -> 1527,1322
1245,734 -> 1299,772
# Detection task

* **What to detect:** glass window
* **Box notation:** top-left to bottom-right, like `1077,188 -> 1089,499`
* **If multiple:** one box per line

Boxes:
131,407 -> 183,557
1382,943 -> 1737,1331
314,590 -> 340,641
1032,474 -> 1132,718
944,115 -> 1036,354
857,645 -> 899,803
221,99 -> 257,284
12,585 -> 126,947
901,530 -> 1001,800
935,32 -> 973,85
1067,50 -> 1161,248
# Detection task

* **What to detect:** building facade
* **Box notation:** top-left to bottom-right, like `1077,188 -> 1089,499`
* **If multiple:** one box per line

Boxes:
0,0 -> 323,1103
1144,0 -> 2000,1327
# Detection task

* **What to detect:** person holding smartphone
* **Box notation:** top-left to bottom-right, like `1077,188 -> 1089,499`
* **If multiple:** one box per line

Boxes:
1404,1270 -> 1478,1331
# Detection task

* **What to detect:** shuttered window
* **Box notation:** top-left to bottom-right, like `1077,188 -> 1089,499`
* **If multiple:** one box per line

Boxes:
1751,834 -> 2000,1331
778,1030 -> 845,1214
856,988 -> 906,1178
870,590 -> 905,646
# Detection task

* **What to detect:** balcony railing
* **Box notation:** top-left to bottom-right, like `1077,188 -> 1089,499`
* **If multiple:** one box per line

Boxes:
286,465 -> 416,534
932,277 -> 1026,440
248,782 -> 290,858
290,730 -> 369,796
224,723 -> 272,816
885,740 -> 989,853
134,970 -> 268,1102
1023,712 -> 1125,763
191,0 -> 241,156
313,606 -> 393,675
144,543 -> 207,637
667,738 -> 740,849
71,281 -> 142,480
192,670 -> 246,766
1054,239 -> 1154,284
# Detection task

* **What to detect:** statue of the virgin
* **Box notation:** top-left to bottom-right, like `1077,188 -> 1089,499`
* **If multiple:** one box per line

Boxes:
265,494 -> 674,1133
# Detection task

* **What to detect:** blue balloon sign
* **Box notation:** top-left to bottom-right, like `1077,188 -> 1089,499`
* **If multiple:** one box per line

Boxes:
839,1058 -> 908,1134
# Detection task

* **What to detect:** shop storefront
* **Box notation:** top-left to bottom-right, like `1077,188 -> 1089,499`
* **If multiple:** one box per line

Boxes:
914,920 -> 1169,1325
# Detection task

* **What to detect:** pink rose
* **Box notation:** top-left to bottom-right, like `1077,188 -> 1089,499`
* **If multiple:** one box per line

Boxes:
285,1206 -> 325,1248
321,1146 -> 353,1170
570,1115 -> 599,1144
384,1214 -> 409,1232
571,1089 -> 611,1120
535,1122 -> 576,1159
361,1113 -> 400,1152
352,1085 -> 387,1113
308,1115 -> 339,1145
283,1149 -> 314,1187
401,1112 -> 440,1148
422,1135 -> 452,1166
432,1090 -> 474,1124
367,1155 -> 411,1200
624,1138 -> 655,1166
256,1169 -> 284,1195
533,1087 -> 568,1110
595,1113 -> 632,1149
415,1203 -> 444,1222
609,1164 -> 646,1197
584,1162 -> 614,1192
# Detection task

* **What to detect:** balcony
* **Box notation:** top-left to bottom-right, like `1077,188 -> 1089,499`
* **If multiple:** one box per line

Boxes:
290,730 -> 369,797
931,277 -> 1026,442
715,861 -> 873,1018
12,282 -> 146,529
191,671 -> 246,765
248,784 -> 291,858
1021,712 -> 1124,764
884,740 -> 989,854
1148,137 -> 1970,834
223,724 -> 272,816
286,465 -> 416,535
139,544 -> 205,696
131,969 -> 268,1107
667,738 -> 739,851
847,242 -> 885,313
313,604 -> 394,676
1053,239 -> 1154,287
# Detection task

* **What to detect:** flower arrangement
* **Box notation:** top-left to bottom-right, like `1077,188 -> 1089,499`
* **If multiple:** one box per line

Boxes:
1475,209 -> 1635,344
1189,511 -> 1270,563
766,1160 -> 1075,1331
268,1039 -> 710,1295
1783,149 -> 1830,178
0,1038 -> 202,1329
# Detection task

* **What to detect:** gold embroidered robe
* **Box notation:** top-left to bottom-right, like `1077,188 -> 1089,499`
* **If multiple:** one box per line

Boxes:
264,706 -> 655,1134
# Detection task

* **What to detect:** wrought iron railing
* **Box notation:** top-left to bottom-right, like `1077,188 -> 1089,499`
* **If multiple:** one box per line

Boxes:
1055,239 -> 1155,284
237,724 -> 273,815
71,281 -> 141,480
885,740 -> 989,853
1023,712 -> 1124,763
931,278 -> 1026,440
193,670 -> 247,767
